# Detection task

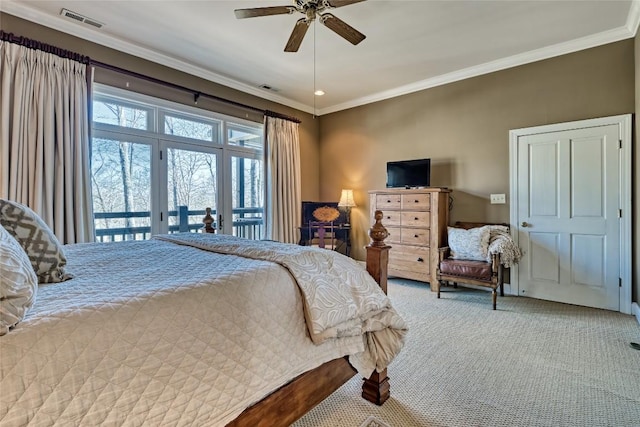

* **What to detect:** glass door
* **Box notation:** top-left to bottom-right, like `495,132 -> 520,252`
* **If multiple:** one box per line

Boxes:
228,153 -> 264,238
222,122 -> 264,238
161,142 -> 222,234
91,132 -> 155,242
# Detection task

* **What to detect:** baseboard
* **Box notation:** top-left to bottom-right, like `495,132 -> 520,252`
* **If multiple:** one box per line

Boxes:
632,302 -> 640,325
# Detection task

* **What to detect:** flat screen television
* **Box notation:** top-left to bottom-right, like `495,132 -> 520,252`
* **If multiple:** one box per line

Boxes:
386,158 -> 431,188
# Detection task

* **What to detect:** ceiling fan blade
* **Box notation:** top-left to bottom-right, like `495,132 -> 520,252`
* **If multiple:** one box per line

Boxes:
325,0 -> 367,9
285,18 -> 311,52
319,13 -> 366,45
234,6 -> 295,19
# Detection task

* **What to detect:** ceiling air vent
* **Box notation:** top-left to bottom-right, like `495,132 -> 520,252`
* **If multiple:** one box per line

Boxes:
259,84 -> 278,92
60,9 -> 104,29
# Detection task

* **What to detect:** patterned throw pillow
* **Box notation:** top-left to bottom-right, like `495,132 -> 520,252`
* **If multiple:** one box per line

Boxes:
0,199 -> 72,283
447,226 -> 491,261
0,224 -> 38,335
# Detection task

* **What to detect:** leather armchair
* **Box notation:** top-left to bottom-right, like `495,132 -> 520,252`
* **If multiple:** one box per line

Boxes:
436,222 -> 507,310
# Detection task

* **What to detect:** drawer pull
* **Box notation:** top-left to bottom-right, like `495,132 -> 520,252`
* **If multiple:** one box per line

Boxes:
414,217 -> 419,220
386,216 -> 391,219
417,257 -> 424,262
414,200 -> 419,203
414,234 -> 419,238
387,200 -> 391,203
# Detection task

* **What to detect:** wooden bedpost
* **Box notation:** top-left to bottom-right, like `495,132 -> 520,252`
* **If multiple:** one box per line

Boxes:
202,207 -> 215,233
362,210 -> 391,405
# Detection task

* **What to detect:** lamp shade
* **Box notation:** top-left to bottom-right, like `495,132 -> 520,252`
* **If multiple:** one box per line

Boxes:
338,189 -> 356,208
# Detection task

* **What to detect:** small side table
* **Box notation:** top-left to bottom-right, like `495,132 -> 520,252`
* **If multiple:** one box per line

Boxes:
298,224 -> 351,257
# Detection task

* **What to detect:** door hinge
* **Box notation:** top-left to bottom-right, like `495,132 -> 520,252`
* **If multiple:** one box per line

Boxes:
160,212 -> 163,221
618,209 -> 622,218
619,139 -> 622,149
218,214 -> 223,230
619,278 -> 622,288
160,150 -> 163,160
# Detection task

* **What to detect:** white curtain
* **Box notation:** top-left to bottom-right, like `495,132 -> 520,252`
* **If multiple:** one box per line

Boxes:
264,116 -> 301,243
0,40 -> 94,244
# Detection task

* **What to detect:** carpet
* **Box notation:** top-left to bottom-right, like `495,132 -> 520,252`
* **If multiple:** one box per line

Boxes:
293,279 -> 640,427
359,415 -> 391,427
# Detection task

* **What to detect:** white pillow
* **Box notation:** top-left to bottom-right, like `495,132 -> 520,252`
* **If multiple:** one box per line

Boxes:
447,226 -> 491,261
0,198 -> 72,283
0,223 -> 38,335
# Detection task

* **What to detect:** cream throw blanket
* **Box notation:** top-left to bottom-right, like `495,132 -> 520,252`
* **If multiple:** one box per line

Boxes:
487,225 -> 522,267
154,233 -> 408,375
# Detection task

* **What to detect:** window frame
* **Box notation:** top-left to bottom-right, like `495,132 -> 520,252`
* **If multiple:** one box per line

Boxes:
91,84 -> 265,240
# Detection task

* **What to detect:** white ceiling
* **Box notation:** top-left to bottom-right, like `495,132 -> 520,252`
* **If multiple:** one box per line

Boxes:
2,1 -> 639,115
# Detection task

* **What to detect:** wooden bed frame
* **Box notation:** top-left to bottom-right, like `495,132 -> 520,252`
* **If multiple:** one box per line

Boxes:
207,210 -> 393,426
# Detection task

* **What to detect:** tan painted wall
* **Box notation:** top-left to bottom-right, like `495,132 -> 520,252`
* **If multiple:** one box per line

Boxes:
320,40 -> 636,286
1,13 -> 321,202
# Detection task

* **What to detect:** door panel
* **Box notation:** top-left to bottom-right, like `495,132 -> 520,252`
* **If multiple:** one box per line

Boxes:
528,142 -> 558,217
516,124 -> 620,310
571,234 -> 604,287
165,146 -> 219,234
529,232 -> 560,283
572,137 -> 603,217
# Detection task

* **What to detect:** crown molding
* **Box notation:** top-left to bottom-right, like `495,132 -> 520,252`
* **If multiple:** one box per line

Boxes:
2,0 -> 637,117
319,20 -> 637,115
0,0 -> 315,115
627,0 -> 640,35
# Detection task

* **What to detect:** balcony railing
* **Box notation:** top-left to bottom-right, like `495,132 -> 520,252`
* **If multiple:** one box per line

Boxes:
94,206 -> 263,242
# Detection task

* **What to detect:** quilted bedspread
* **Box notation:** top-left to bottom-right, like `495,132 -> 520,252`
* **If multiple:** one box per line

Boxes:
0,235 -> 406,426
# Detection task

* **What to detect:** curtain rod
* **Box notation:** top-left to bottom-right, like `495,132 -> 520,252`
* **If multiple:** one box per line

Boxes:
1,30 -> 90,64
90,59 -> 301,124
1,30 -> 302,124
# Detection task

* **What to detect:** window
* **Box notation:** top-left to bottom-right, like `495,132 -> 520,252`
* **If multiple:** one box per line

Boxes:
228,123 -> 262,149
231,155 -> 263,239
93,96 -> 151,130
92,137 -> 152,241
91,85 -> 264,242
163,113 -> 221,143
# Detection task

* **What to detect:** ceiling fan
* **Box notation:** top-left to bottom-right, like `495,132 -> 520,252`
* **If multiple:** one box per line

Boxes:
234,0 -> 367,52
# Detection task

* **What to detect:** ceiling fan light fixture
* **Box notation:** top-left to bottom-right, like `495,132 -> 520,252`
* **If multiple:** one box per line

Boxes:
314,90 -> 325,96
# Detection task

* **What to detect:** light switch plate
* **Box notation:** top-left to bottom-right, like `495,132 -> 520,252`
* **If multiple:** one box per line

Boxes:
490,194 -> 506,204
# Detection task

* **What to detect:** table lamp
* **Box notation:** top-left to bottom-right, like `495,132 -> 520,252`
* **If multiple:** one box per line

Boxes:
338,189 -> 356,226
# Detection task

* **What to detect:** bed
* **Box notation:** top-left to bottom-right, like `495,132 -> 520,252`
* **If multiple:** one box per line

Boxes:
0,203 -> 406,426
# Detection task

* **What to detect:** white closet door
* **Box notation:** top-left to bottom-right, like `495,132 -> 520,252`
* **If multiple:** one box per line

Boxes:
510,115 -> 632,313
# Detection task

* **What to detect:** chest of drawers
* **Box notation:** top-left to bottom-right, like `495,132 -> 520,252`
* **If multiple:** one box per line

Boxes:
369,188 -> 451,290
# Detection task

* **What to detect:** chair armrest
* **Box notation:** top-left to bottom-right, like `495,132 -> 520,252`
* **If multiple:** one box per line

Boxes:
438,246 -> 450,262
